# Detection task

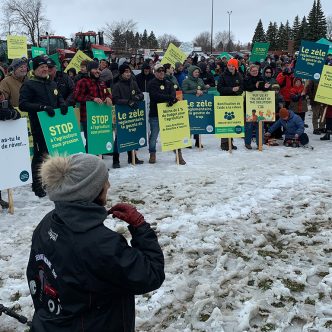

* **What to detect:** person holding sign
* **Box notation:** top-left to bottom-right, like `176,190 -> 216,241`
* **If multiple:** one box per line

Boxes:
182,65 -> 208,149
19,55 -> 66,197
112,64 -> 144,168
217,58 -> 243,151
27,154 -> 165,332
147,63 -> 186,165
265,108 -> 309,147
276,61 -> 294,108
74,61 -> 112,151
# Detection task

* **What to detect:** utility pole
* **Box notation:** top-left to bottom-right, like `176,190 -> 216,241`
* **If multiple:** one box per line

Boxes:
210,0 -> 214,55
227,11 -> 232,52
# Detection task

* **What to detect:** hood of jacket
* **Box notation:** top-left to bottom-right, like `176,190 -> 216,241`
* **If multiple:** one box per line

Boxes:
187,65 -> 201,80
54,201 -> 107,233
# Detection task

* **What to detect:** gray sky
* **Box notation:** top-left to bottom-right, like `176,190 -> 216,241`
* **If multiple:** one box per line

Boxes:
45,0 -> 331,45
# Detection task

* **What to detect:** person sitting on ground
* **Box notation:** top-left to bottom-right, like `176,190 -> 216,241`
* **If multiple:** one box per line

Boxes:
265,108 -> 309,147
26,153 -> 165,331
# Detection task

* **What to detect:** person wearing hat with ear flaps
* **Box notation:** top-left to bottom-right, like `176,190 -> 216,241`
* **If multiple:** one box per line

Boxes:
19,55 -> 66,198
26,153 -> 165,332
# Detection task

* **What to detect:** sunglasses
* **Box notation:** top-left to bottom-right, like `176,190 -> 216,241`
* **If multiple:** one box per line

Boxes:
265,71 -> 272,74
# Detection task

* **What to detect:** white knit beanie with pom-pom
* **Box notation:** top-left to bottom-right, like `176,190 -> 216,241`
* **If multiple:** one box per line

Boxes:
40,154 -> 109,202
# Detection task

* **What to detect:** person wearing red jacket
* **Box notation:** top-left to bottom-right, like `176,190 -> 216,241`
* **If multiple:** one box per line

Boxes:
74,61 -> 112,151
289,78 -> 308,123
276,62 -> 294,107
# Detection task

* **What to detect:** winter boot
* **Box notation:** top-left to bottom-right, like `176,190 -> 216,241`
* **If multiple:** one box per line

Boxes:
313,129 -> 321,135
245,144 -> 252,150
113,153 -> 120,168
220,142 -> 228,151
320,133 -> 330,140
128,152 -> 144,164
32,185 -> 46,198
149,152 -> 156,164
0,192 -> 9,209
177,151 -> 186,165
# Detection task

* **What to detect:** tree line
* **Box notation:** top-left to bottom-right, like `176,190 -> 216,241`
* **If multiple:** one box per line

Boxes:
252,0 -> 329,52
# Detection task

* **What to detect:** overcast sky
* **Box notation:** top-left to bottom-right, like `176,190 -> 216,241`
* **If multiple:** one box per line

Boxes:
45,0 -> 331,44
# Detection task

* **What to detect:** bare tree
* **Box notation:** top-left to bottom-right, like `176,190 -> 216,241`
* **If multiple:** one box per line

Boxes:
2,0 -> 49,45
214,31 -> 235,51
327,16 -> 332,40
193,31 -> 211,52
102,19 -> 137,44
158,34 -> 180,49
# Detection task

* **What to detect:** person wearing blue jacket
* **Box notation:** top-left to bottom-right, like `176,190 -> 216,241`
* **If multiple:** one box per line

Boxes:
265,108 -> 309,146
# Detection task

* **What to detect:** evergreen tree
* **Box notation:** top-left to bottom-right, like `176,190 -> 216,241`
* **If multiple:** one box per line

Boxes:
133,32 -> 140,49
252,19 -> 266,44
266,21 -> 278,50
140,29 -> 149,48
294,16 -> 308,51
111,28 -> 126,49
292,15 -> 301,40
315,0 -> 327,39
284,20 -> 292,41
277,23 -> 288,50
148,31 -> 159,48
306,0 -> 317,40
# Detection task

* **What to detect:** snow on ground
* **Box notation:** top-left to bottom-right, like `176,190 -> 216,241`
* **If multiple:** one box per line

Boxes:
1,113 -> 332,332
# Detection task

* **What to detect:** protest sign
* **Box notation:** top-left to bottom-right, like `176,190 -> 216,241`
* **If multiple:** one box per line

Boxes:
7,35 -> 27,59
214,96 -> 244,138
217,52 -> 232,60
184,94 -> 215,134
157,100 -> 191,151
161,43 -> 187,67
179,42 -> 194,55
246,91 -> 275,121
38,107 -> 85,155
0,118 -> 32,190
64,50 -> 92,73
92,48 -> 107,60
294,40 -> 329,80
86,102 -> 113,155
31,47 -> 47,58
48,53 -> 61,71
249,42 -> 270,63
314,65 -> 332,105
115,101 -> 147,153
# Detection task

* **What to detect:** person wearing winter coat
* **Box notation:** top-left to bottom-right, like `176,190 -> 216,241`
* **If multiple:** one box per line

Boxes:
199,63 -> 215,88
289,78 -> 307,122
243,64 -> 270,149
163,63 -> 180,90
266,108 -> 309,146
217,58 -> 243,151
262,66 -> 277,86
182,65 -> 208,149
19,55 -> 66,198
112,64 -> 144,168
135,62 -> 154,92
276,62 -> 294,107
174,62 -> 187,88
26,154 -> 165,332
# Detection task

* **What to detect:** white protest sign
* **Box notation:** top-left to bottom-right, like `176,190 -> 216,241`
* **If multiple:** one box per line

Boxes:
0,119 -> 32,190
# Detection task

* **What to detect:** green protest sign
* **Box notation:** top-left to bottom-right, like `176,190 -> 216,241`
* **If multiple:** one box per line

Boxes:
86,101 -> 113,155
38,107 -> 85,155
31,47 -> 47,58
250,42 -> 270,63
48,53 -> 61,71
92,48 -> 107,60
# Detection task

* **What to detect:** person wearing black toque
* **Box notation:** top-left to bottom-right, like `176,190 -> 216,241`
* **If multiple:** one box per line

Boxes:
19,55 -> 66,198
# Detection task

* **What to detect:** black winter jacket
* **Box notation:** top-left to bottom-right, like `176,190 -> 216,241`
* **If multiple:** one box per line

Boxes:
217,69 -> 244,96
54,71 -> 75,106
147,78 -> 176,118
135,72 -> 154,92
26,201 -> 165,332
19,75 -> 65,149
243,73 -> 269,92
112,77 -> 144,105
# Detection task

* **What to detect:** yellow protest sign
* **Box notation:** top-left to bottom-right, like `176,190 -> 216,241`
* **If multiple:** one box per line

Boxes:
64,50 -> 92,73
314,65 -> 332,105
161,43 -> 187,67
7,35 -> 27,59
214,96 -> 244,138
246,91 -> 275,121
157,100 -> 191,151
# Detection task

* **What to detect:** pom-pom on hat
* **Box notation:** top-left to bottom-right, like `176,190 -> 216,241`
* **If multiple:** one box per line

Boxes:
40,154 -> 109,202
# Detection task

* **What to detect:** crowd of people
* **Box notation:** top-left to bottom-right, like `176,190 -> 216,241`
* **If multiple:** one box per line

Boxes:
0,50 -> 331,203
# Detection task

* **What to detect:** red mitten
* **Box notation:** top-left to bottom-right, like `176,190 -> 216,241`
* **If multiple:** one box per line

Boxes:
109,203 -> 145,228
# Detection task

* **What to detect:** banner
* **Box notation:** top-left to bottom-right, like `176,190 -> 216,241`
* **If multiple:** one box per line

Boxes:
217,52 -> 232,60
214,96 -> 245,138
161,43 -> 187,67
294,40 -> 329,80
0,118 -> 32,190
38,107 -> 85,155
249,42 -> 270,63
7,35 -> 27,59
64,50 -> 92,73
179,42 -> 194,55
92,48 -> 107,60
246,91 -> 275,121
86,102 -> 113,154
314,65 -> 332,105
48,53 -> 61,71
184,94 -> 215,134
31,47 -> 47,58
115,101 -> 147,153
157,100 -> 191,151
